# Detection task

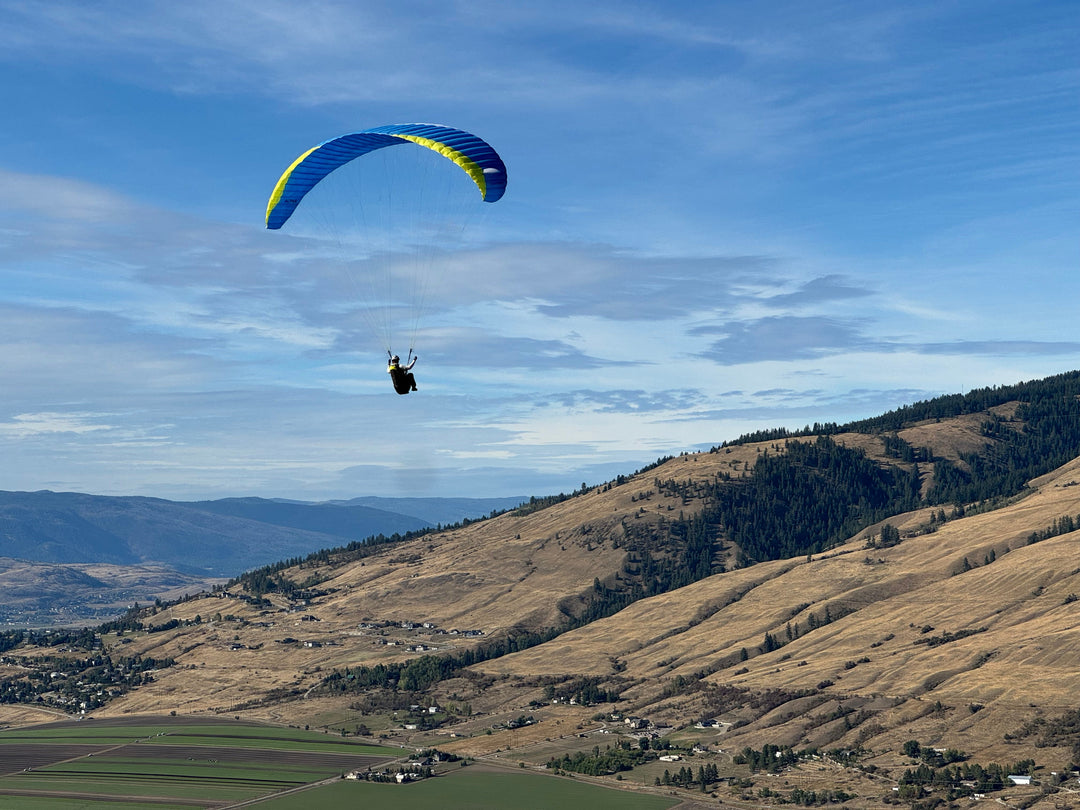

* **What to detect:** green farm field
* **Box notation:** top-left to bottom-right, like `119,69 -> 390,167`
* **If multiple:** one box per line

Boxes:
250,766 -> 683,810
0,716 -> 400,808
0,717 -> 684,809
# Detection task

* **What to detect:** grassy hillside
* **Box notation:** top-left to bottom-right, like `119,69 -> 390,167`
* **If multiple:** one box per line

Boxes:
474,453 -> 1080,761
4,373 -> 1080,807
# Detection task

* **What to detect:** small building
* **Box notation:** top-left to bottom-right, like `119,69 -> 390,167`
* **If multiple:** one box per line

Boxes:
1007,775 -> 1032,786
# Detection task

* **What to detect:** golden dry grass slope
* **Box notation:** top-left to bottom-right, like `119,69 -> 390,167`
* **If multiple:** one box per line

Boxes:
96,411 -> 1079,770
479,458 -> 1080,764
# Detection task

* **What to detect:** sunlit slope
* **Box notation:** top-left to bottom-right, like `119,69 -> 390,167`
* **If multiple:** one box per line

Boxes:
277,453 -> 742,631
97,448 -> 759,717
473,454 -> 1080,760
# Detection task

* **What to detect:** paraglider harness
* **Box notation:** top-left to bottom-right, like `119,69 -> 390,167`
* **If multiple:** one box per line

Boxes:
387,349 -> 418,395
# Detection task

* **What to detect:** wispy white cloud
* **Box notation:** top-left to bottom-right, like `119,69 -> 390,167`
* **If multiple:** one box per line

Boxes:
0,169 -> 137,223
0,412 -> 116,438
693,315 -> 876,364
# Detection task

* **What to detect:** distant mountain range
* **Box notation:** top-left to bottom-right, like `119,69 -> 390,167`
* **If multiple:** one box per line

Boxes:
0,491 -> 528,577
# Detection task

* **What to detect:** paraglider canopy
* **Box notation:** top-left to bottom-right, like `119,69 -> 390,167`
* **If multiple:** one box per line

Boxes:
266,123 -> 507,230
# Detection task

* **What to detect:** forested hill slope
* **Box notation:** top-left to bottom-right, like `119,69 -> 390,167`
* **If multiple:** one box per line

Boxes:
704,368 -> 1080,564
730,368 -> 1080,508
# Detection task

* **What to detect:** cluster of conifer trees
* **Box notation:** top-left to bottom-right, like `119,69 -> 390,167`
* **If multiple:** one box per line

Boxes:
547,740 -> 648,776
693,371 -> 1080,564
714,437 -> 922,563
733,742 -> 800,771
656,762 -> 720,789
898,760 -> 1034,794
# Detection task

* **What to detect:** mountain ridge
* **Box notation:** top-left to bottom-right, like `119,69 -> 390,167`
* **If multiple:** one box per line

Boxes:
0,492 -> 527,624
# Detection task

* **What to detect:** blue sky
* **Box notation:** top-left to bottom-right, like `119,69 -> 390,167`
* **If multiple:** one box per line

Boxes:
0,0 -> 1077,501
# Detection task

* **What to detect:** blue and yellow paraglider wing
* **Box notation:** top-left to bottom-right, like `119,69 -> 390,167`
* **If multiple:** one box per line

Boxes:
265,123 -> 507,229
